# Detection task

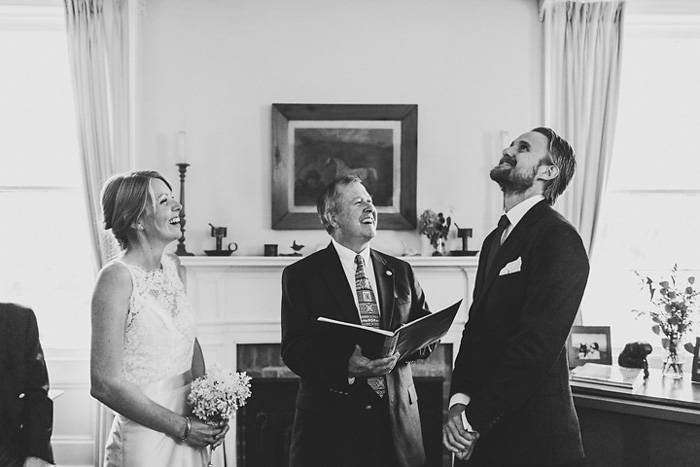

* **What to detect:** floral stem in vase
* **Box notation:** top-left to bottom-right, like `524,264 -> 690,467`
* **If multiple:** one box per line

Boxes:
662,333 -> 685,379
432,238 -> 446,256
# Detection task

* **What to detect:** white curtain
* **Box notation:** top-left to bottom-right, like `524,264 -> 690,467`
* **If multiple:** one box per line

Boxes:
64,0 -> 133,271
63,1 -> 133,465
540,0 -> 626,259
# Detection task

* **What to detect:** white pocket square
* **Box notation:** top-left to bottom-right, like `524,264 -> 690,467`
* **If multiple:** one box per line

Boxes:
499,257 -> 522,276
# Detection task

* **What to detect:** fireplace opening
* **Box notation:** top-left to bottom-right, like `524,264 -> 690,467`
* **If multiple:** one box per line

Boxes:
237,344 -> 453,467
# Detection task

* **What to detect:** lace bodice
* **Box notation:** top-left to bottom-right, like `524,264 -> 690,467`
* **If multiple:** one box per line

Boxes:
117,253 -> 196,386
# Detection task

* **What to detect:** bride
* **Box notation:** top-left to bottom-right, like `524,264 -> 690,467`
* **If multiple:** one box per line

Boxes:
91,170 -> 228,466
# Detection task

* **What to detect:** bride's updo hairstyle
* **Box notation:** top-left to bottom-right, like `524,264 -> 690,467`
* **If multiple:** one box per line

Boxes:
101,170 -> 172,250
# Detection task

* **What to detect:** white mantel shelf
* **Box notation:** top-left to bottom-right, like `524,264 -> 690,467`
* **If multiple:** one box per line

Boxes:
179,254 -> 477,466
180,254 -> 479,268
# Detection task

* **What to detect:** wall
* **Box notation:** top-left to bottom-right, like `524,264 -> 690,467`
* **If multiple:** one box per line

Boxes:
136,0 -> 543,257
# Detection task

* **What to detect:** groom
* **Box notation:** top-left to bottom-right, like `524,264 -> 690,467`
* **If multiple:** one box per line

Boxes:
443,128 -> 589,466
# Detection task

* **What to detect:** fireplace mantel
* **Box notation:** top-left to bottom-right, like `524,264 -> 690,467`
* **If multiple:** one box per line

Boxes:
180,254 -> 478,466
180,255 -> 477,344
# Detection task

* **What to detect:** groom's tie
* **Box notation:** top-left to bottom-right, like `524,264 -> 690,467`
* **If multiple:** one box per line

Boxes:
355,255 -> 386,398
485,215 -> 510,276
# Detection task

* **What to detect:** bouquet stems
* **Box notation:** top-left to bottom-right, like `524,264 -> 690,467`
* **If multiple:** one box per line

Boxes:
205,445 -> 213,467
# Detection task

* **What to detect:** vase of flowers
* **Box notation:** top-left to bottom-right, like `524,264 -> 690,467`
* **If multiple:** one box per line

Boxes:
187,364 -> 252,465
633,265 -> 699,379
418,210 -> 451,256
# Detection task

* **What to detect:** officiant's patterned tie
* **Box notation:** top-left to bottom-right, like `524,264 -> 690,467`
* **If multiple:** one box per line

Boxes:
355,255 -> 386,398
485,214 -> 510,277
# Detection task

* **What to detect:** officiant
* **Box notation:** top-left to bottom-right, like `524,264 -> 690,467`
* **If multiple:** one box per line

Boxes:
280,174 -> 437,467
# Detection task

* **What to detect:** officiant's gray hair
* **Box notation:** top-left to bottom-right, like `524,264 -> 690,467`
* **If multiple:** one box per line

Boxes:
317,175 -> 364,233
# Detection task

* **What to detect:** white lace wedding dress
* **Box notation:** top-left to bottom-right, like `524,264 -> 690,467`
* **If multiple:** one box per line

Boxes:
104,253 -> 207,467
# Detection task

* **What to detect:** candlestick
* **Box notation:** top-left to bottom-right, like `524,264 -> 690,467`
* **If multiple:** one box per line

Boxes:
178,131 -> 187,164
175,163 -> 194,256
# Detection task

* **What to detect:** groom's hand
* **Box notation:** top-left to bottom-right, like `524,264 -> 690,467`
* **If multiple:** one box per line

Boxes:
443,404 -> 479,460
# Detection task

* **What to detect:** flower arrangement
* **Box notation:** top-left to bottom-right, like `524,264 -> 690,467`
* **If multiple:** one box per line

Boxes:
418,209 -> 451,251
187,364 -> 252,465
633,265 -> 700,377
188,364 -> 252,425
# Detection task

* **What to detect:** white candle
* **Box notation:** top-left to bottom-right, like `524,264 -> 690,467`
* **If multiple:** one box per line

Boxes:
178,131 -> 187,164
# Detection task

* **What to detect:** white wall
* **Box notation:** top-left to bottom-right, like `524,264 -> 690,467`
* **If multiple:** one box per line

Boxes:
136,0 -> 543,257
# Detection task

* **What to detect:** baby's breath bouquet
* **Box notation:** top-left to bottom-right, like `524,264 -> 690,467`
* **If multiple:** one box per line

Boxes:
187,364 -> 252,465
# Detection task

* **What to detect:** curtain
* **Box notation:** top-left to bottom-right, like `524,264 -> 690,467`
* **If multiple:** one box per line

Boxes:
64,0 -> 132,271
540,0 -> 626,259
63,1 -> 132,465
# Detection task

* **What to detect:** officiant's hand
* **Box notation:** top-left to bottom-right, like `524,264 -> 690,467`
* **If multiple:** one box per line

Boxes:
348,345 -> 399,377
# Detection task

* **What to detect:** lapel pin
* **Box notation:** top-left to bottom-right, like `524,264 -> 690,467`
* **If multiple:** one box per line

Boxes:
386,270 -> 393,276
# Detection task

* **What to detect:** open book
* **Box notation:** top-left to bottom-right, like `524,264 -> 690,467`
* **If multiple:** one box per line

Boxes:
316,299 -> 462,360
570,363 -> 645,390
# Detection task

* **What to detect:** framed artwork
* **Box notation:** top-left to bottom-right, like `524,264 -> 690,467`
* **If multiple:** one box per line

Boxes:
271,103 -> 417,230
568,325 -> 613,367
692,337 -> 700,383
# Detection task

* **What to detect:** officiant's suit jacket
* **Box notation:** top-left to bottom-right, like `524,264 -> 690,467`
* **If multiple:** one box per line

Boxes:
281,243 -> 435,467
0,303 -> 54,465
451,200 -> 589,466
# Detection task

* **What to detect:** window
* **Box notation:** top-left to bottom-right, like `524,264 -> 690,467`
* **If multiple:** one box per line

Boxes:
581,13 -> 700,352
0,4 -> 94,349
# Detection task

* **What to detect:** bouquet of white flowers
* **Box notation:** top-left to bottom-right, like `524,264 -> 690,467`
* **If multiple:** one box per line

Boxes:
187,364 -> 252,465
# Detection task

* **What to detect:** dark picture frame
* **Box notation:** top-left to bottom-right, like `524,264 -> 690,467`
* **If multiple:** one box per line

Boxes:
692,337 -> 700,383
271,104 -> 417,230
568,325 -> 613,367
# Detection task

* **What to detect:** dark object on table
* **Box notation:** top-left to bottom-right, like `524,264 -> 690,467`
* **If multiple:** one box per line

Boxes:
618,341 -> 653,378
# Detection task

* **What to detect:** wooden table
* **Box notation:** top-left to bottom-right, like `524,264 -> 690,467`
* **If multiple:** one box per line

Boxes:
571,368 -> 700,466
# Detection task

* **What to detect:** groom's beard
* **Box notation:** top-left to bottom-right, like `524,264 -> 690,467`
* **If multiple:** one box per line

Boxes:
490,156 -> 537,195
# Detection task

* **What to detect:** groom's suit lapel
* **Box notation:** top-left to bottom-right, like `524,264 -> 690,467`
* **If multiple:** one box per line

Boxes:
471,200 -> 549,313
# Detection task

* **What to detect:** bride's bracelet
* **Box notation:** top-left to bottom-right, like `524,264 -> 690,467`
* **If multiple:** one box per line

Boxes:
180,416 -> 192,441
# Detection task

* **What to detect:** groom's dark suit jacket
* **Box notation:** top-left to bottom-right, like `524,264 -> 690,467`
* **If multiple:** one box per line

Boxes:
451,200 -> 589,466
281,244 -> 434,467
0,303 -> 54,465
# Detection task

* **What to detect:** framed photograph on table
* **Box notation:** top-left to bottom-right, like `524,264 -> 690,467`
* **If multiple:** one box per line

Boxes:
271,103 -> 417,230
568,325 -> 612,367
692,337 -> 700,383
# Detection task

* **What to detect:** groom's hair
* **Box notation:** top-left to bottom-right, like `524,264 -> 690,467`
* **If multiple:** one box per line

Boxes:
532,127 -> 576,205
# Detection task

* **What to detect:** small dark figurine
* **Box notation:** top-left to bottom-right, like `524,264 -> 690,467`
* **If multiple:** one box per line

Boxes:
618,341 -> 653,378
290,240 -> 305,256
